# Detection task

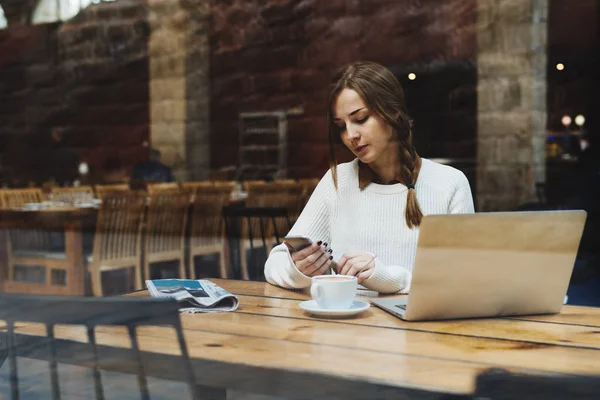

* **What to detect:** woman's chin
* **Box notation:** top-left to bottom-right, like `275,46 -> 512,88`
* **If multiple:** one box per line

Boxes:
356,152 -> 373,163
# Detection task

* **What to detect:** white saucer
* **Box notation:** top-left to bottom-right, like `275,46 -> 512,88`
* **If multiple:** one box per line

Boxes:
299,300 -> 370,318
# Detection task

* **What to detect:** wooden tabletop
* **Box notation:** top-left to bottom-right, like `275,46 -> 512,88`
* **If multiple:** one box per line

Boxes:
10,279 -> 600,398
0,207 -> 97,229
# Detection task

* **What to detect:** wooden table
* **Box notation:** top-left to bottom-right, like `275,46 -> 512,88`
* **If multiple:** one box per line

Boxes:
0,207 -> 97,295
10,279 -> 600,399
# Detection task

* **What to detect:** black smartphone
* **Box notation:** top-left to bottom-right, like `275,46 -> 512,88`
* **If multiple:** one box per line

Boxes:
283,236 -> 312,253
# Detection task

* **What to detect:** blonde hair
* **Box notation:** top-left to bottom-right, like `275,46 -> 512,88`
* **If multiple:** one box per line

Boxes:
327,61 -> 423,228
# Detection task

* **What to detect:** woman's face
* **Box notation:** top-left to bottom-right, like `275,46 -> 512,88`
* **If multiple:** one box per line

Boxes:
333,88 -> 395,165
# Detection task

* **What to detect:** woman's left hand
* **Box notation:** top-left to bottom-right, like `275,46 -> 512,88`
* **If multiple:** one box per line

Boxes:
336,252 -> 376,283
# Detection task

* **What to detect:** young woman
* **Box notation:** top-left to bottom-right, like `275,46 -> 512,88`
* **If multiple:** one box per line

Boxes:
264,61 -> 474,293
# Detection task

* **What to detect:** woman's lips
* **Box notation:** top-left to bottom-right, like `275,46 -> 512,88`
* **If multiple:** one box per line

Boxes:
356,145 -> 368,153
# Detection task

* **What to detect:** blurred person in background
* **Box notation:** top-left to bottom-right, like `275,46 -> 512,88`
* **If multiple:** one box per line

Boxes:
264,61 -> 474,294
131,147 -> 174,183
47,126 -> 80,187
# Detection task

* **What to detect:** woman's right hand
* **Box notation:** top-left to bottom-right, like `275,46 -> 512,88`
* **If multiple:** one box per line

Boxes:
290,241 -> 333,277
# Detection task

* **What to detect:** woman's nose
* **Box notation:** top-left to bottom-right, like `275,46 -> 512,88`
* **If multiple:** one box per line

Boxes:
347,125 -> 360,140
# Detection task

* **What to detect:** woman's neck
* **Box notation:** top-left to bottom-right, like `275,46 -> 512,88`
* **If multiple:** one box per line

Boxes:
367,141 -> 401,183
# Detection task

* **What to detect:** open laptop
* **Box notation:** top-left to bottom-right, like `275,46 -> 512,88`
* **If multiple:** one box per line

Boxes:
371,210 -> 587,321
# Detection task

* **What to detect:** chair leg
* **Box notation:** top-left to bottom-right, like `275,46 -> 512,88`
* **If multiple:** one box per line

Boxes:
239,239 -> 250,281
178,257 -> 185,280
133,263 -> 143,291
90,268 -> 103,297
219,246 -> 228,279
7,259 -> 14,281
143,259 -> 151,286
188,251 -> 196,280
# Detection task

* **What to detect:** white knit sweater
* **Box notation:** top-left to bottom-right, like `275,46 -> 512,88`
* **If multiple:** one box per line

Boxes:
264,158 -> 475,293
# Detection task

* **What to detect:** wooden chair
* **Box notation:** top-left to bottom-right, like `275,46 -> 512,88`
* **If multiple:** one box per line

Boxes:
188,185 -> 234,279
222,206 -> 292,280
0,293 -> 201,400
51,186 -> 95,204
181,181 -> 215,202
144,191 -> 190,282
245,180 -> 305,226
237,182 -> 303,279
0,188 -> 44,209
273,179 -> 296,184
181,181 -> 214,192
88,192 -> 146,296
94,184 -> 130,200
241,180 -> 264,189
146,182 -> 180,195
212,181 -> 236,189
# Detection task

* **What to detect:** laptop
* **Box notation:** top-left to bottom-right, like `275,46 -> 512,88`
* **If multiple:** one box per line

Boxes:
371,210 -> 587,321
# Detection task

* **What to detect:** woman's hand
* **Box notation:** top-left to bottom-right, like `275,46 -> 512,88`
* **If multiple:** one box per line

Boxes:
336,252 -> 376,283
289,241 -> 333,277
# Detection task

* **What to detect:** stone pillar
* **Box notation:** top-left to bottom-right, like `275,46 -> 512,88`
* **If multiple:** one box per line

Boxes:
148,0 -> 210,181
476,0 -> 548,211
183,0 -> 211,181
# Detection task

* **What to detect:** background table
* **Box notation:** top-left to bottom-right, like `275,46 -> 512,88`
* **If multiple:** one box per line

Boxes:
0,207 -> 97,295
9,279 -> 600,399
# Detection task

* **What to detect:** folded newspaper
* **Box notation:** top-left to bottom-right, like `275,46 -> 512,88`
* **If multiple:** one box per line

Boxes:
145,279 -> 239,313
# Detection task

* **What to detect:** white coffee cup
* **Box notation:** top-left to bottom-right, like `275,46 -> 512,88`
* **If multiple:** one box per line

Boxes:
310,275 -> 357,309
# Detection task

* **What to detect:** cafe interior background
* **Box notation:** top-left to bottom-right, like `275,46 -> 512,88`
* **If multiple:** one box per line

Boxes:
0,0 -> 598,303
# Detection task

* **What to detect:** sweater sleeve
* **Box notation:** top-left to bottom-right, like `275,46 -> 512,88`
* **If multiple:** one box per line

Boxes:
264,170 -> 335,289
360,258 -> 412,294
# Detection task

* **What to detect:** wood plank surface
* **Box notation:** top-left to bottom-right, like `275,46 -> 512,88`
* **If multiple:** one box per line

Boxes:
205,278 -> 600,327
230,295 -> 600,349
9,279 -> 600,398
6,321 -> 565,395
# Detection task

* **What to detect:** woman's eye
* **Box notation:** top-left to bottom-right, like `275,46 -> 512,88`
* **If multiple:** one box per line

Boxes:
356,116 -> 369,124
336,124 -> 346,132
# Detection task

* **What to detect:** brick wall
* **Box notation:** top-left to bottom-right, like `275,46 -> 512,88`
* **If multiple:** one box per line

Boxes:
210,0 -> 477,179
0,0 -> 149,185
148,0 -> 211,181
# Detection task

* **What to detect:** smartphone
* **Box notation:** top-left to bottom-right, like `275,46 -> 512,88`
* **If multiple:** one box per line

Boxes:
283,236 -> 312,253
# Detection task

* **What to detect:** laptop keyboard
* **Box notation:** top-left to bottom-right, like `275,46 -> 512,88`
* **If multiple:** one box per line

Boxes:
395,304 -> 407,310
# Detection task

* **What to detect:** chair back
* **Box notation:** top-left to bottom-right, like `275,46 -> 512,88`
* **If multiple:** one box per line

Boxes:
212,181 -> 236,190
92,192 -> 146,265
0,188 -> 44,209
181,181 -> 214,194
146,182 -> 180,195
245,181 -> 304,233
145,191 -> 190,256
94,184 -> 130,200
0,293 -> 198,400
475,368 -> 600,399
51,186 -> 95,205
273,179 -> 296,184
222,206 -> 291,280
241,180 -> 263,190
189,186 -> 232,250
